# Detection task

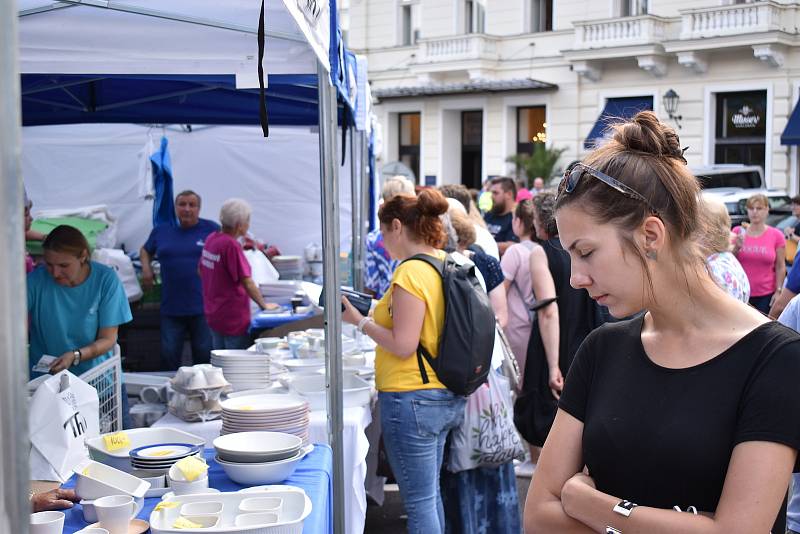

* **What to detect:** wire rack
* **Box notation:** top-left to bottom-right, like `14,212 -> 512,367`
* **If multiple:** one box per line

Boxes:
79,351 -> 123,434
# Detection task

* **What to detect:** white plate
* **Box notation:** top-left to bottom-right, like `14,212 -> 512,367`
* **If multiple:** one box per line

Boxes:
214,432 -> 302,463
220,394 -> 308,414
130,444 -> 199,460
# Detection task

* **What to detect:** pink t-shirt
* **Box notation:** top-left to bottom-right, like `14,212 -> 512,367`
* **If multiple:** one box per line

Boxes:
199,232 -> 252,336
500,241 -> 536,373
733,225 -> 785,297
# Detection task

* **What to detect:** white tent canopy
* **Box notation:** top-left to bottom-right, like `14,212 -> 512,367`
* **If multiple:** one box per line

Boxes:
18,0 -> 329,83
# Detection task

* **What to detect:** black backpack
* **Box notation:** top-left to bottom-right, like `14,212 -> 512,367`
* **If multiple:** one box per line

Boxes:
403,254 -> 495,396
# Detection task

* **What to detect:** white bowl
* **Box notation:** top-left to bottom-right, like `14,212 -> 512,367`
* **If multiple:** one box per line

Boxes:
85,428 -> 205,473
168,476 -> 209,496
215,448 -> 308,485
74,459 -> 150,501
130,469 -> 166,488
289,373 -> 372,411
255,337 -> 282,353
213,432 -> 302,464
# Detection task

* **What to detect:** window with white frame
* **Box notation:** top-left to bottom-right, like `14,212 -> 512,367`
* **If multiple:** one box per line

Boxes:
399,0 -> 420,46
620,0 -> 648,16
529,0 -> 553,33
464,0 -> 485,34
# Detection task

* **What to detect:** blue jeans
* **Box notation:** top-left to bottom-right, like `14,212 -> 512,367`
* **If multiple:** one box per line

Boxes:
210,330 -> 251,350
161,314 -> 212,370
379,389 -> 466,534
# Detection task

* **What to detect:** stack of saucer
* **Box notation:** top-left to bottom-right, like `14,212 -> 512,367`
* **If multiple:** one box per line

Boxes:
128,443 -> 203,472
220,394 -> 310,445
211,350 -> 272,392
271,255 -> 303,280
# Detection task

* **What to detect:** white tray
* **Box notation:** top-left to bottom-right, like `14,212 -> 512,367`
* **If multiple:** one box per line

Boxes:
86,428 -> 206,473
149,486 -> 311,534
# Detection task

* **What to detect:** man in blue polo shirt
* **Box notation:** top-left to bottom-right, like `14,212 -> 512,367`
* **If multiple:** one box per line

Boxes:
140,190 -> 220,369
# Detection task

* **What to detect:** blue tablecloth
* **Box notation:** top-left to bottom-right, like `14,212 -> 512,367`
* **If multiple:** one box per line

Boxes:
250,308 -> 315,333
61,445 -> 333,533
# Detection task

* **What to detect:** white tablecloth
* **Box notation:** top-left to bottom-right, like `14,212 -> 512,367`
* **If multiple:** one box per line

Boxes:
153,405 -> 372,534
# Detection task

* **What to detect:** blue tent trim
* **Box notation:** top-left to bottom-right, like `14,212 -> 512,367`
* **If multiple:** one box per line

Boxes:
21,74 -> 320,126
782,96 -> 800,145
584,96 -> 653,149
151,136 -> 178,228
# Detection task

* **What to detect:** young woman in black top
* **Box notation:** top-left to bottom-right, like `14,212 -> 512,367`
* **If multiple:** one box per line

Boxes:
524,111 -> 800,533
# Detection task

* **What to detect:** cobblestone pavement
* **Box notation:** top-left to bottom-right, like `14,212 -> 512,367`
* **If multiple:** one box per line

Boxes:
364,475 -> 532,533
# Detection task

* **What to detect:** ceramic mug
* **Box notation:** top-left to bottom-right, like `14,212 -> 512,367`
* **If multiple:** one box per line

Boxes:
29,511 -> 65,534
93,495 -> 137,534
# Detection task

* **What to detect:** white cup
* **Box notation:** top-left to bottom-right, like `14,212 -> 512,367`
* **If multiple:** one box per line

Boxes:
175,366 -> 195,386
30,511 -> 65,534
187,371 -> 208,389
93,495 -> 137,534
139,386 -> 162,404
203,366 -> 226,386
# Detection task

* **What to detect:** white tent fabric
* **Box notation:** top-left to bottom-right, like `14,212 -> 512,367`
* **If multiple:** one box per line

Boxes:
22,124 -> 354,258
18,0 -> 328,82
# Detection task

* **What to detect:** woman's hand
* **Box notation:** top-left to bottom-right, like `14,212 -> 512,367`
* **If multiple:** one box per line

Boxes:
560,472 -> 596,520
31,488 -> 79,512
549,367 -> 564,399
341,296 -> 363,326
49,351 -> 76,374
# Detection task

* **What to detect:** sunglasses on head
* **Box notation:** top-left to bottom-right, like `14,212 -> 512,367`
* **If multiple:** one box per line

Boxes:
557,162 -> 660,216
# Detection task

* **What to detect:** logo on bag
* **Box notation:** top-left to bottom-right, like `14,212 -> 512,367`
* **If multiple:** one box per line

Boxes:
470,402 -> 524,465
63,411 -> 88,439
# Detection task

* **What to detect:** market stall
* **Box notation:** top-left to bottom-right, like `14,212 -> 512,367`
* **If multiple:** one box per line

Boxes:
13,1 -> 374,533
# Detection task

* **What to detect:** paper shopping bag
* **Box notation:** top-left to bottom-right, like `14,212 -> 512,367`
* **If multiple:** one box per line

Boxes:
28,370 -> 100,482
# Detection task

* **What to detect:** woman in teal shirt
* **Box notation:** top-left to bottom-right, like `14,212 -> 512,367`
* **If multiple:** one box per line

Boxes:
28,225 -> 132,377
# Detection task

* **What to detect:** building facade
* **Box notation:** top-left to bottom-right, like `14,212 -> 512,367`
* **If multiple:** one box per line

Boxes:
345,0 -> 800,193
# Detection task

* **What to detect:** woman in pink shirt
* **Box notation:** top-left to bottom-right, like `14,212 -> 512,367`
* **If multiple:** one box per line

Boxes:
733,193 -> 786,314
500,199 -> 540,378
199,198 -> 268,349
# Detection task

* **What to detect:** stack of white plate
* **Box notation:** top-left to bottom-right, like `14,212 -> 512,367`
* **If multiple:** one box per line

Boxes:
128,443 -> 203,472
214,431 -> 302,463
211,350 -> 272,392
271,255 -> 303,280
220,394 -> 310,445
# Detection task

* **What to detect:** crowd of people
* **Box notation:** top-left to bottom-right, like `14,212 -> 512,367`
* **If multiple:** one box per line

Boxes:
21,110 -> 800,532
353,111 -> 800,533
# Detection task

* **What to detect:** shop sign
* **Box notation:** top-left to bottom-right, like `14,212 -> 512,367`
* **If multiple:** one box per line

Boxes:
731,105 -> 761,129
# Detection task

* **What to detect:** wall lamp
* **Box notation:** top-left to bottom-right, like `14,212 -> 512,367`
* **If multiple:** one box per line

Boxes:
662,89 -> 683,129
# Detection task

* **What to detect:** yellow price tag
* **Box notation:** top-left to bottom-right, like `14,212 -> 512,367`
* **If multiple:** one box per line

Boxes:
148,449 -> 176,457
173,517 -> 202,529
102,432 -> 130,452
154,501 -> 179,512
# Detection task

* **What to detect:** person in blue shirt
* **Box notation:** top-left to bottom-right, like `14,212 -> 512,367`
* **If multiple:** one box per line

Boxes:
28,225 -> 132,377
140,190 -> 220,369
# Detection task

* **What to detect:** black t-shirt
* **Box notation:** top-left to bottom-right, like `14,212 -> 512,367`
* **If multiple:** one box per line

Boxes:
559,315 -> 800,512
483,212 -> 518,243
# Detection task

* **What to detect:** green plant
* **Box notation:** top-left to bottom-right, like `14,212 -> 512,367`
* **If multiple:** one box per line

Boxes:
507,143 -> 567,188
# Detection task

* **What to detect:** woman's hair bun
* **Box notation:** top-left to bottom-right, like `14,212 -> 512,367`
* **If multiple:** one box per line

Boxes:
614,110 -> 686,163
416,188 -> 450,218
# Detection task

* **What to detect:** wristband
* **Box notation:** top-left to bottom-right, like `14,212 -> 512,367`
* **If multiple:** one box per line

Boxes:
357,316 -> 373,333
72,349 -> 82,367
612,499 -> 638,517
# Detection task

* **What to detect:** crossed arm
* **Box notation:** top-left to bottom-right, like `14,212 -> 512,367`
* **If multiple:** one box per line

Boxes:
524,409 -> 795,533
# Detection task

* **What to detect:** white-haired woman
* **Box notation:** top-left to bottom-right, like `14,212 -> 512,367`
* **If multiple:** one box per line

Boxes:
199,198 -> 268,349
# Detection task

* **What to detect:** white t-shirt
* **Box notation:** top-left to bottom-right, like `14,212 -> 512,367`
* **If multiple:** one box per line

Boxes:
474,225 -> 500,260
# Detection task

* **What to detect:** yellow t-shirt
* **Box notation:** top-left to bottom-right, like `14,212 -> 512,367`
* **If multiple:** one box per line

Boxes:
374,251 -> 447,392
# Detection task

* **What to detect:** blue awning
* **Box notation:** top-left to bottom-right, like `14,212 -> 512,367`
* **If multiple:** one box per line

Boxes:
782,96 -> 800,145
584,96 -> 653,149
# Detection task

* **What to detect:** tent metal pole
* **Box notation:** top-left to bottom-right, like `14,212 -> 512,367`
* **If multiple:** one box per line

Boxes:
360,131 -> 371,247
0,0 -> 32,532
350,127 -> 364,292
317,61 -> 345,534
22,0 -> 307,42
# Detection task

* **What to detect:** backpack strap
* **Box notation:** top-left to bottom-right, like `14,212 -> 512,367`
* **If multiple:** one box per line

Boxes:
401,254 -> 445,385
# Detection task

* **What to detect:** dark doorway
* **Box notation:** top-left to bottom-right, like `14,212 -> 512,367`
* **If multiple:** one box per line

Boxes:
398,112 -> 421,183
461,110 -> 483,189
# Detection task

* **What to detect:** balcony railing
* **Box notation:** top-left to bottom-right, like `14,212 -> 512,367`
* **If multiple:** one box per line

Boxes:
680,1 -> 796,40
419,34 -> 498,63
573,15 -> 672,49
